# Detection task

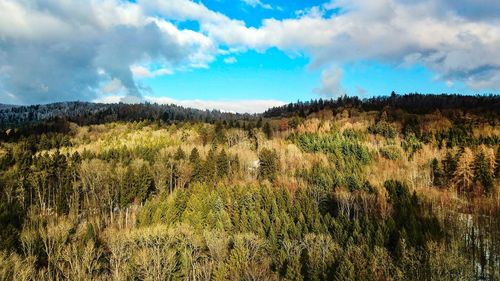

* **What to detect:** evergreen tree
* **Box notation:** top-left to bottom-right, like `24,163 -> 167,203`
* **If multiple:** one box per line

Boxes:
216,149 -> 229,178
189,147 -> 200,163
431,158 -> 444,187
263,122 -> 273,140
230,155 -> 240,176
256,117 -> 263,128
174,147 -> 186,160
285,255 -> 304,281
203,147 -> 217,182
473,151 -> 493,195
335,255 -> 355,281
214,121 -> 226,144
442,151 -> 457,186
258,148 -> 279,182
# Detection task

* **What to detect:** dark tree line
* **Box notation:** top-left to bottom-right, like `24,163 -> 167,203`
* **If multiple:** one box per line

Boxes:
0,101 -> 257,129
264,93 -> 500,118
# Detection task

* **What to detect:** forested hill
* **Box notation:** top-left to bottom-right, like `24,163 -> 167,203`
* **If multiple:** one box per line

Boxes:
264,93 -> 500,118
0,93 -> 499,280
0,101 -> 254,129
0,104 -> 18,110
2,94 -> 498,129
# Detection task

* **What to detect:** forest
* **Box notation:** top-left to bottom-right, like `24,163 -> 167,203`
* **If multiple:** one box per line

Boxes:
0,93 -> 499,280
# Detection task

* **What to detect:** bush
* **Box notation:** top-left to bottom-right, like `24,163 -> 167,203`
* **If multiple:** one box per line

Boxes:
379,145 -> 402,160
258,148 -> 279,182
368,121 -> 398,139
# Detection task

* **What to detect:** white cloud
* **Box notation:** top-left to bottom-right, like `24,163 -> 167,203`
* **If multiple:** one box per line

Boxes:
131,65 -> 173,78
0,0 -> 217,104
314,66 -> 345,97
101,78 -> 125,94
157,0 -> 499,90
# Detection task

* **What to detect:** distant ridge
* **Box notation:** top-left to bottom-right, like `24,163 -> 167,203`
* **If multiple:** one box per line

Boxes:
264,93 -> 500,118
2,94 -> 499,129
0,103 -> 18,110
0,101 -> 255,129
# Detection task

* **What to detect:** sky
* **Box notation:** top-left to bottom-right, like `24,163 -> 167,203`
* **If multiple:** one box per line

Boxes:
0,0 -> 499,113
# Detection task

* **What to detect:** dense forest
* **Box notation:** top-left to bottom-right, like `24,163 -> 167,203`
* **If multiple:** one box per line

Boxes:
0,102 -> 254,129
0,94 -> 499,280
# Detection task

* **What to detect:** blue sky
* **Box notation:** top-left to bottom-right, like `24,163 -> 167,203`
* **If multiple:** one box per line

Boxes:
144,49 -> 474,103
0,0 -> 498,112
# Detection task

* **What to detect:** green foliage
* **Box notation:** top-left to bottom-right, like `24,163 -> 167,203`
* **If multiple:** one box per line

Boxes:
0,201 -> 24,251
380,145 -> 402,160
292,132 -> 371,192
174,147 -> 186,160
0,100 -> 498,280
213,121 -> 227,145
216,149 -> 229,178
258,148 -> 279,182
473,151 -> 493,194
401,133 -> 423,159
368,121 -> 398,139
442,151 -> 458,187
384,180 -> 442,251
431,158 -> 444,187
292,132 -> 371,168
263,122 -> 273,140
342,128 -> 366,141
189,147 -> 200,163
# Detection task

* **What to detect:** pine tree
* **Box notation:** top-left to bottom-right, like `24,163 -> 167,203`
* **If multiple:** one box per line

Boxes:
473,151 -> 493,195
216,149 -> 229,178
199,126 -> 211,146
431,158 -> 443,187
335,255 -> 355,281
203,147 -> 217,182
189,147 -> 200,163
263,122 -> 273,140
174,147 -> 186,160
284,255 -> 303,281
256,117 -> 263,128
214,121 -> 226,144
258,148 -> 279,182
442,151 -> 457,186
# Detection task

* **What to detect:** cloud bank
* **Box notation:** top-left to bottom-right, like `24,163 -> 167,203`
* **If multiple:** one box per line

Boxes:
197,0 -> 500,92
0,0 -> 215,104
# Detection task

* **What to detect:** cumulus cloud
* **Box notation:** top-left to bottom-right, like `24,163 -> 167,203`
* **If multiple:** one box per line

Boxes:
131,65 -> 173,78
0,0 -> 216,104
314,66 -> 345,97
179,0 -> 500,90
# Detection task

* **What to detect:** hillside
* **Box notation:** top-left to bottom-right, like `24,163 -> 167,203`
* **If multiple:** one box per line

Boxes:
0,101 -> 254,129
0,94 -> 499,280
